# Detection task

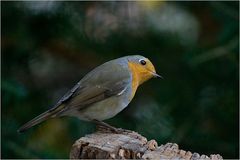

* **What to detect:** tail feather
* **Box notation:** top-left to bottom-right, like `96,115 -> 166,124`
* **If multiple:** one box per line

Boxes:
18,106 -> 63,133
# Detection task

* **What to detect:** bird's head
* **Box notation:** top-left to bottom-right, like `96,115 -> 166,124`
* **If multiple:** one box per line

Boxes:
127,55 -> 162,85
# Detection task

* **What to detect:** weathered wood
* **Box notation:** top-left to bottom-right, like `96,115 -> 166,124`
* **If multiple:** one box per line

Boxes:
70,128 -> 223,159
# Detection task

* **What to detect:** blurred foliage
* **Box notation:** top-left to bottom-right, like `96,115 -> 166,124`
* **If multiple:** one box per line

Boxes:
1,1 -> 239,159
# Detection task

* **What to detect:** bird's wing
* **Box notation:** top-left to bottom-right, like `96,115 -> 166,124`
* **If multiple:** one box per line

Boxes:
18,59 -> 131,132
65,80 -> 129,110
52,60 -> 131,114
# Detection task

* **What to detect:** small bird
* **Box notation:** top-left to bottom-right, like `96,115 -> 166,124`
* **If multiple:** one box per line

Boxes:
18,55 -> 162,133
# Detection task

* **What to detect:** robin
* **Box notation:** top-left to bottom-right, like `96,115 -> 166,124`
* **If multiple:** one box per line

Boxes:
18,55 -> 162,133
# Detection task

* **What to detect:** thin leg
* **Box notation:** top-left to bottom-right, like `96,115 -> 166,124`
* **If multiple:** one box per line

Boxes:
91,119 -> 137,136
92,119 -> 118,132
91,120 -> 145,141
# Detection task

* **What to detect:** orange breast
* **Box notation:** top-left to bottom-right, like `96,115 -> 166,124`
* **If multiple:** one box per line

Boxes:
128,61 -> 155,100
128,62 -> 140,100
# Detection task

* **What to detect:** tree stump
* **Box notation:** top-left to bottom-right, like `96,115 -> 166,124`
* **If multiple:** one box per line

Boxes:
70,128 -> 223,159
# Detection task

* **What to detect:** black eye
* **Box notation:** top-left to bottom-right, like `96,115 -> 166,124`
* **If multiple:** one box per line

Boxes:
139,59 -> 146,65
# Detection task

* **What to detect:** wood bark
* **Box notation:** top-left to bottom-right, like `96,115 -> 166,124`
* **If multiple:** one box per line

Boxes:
70,128 -> 223,159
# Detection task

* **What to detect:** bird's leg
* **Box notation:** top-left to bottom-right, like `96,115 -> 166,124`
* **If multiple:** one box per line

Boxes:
92,119 -> 118,132
92,120 -> 144,140
92,119 -> 135,135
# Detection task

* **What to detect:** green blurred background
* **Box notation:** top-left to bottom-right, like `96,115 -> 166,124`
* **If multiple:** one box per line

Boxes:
1,1 -> 239,159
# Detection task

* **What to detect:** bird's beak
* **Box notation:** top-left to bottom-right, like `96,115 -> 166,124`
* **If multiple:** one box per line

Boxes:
151,72 -> 163,79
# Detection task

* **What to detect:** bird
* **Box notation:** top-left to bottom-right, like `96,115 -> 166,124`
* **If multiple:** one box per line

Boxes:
18,55 -> 162,133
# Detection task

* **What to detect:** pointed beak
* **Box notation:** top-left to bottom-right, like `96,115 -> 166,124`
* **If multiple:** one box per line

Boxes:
151,72 -> 163,79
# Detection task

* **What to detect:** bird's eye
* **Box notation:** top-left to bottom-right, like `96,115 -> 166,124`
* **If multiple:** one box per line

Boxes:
139,59 -> 146,65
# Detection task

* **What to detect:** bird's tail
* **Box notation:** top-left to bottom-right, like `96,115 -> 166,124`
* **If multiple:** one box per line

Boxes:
18,105 -> 64,133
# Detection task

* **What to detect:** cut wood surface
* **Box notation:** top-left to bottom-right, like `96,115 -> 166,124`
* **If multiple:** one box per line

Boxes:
70,128 -> 223,159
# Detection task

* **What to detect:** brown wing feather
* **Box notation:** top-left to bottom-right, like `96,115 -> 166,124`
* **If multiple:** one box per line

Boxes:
18,59 -> 131,132
52,59 -> 130,110
55,60 -> 131,112
68,81 -> 128,108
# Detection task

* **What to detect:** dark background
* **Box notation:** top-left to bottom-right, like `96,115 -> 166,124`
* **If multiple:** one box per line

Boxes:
1,1 -> 239,158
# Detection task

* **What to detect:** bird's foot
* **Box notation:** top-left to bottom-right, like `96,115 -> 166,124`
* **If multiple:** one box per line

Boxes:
113,127 -> 133,134
93,120 -> 145,141
93,120 -> 130,134
96,124 -> 118,133
93,119 -> 118,132
114,128 -> 146,141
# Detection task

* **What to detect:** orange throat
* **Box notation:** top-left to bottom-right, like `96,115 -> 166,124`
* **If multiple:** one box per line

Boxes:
128,62 -> 153,99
